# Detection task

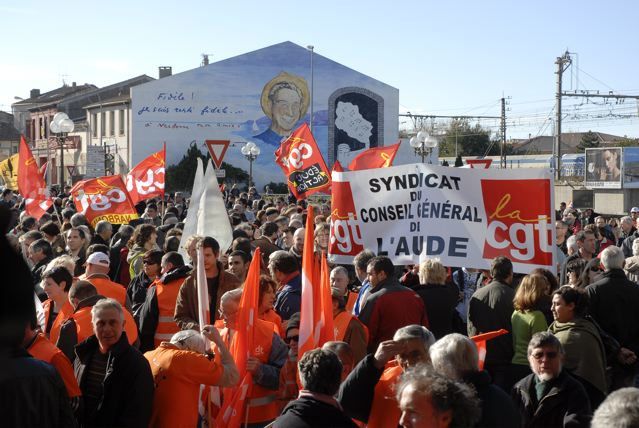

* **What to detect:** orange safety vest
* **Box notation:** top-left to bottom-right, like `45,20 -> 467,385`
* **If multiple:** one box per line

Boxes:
220,319 -> 279,424
333,310 -> 369,343
153,279 -> 182,347
71,304 -> 139,345
277,355 -> 298,413
260,309 -> 283,337
346,291 -> 358,314
85,275 -> 127,306
43,299 -> 74,344
28,332 -> 82,398
367,363 -> 403,428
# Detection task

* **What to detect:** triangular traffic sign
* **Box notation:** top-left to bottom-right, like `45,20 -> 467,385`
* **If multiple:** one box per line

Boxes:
66,165 -> 77,176
205,140 -> 230,169
466,159 -> 493,169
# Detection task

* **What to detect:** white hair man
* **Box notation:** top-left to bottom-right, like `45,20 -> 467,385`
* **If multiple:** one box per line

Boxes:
586,246 -> 639,390
74,298 -> 154,427
429,334 -> 519,427
512,332 -> 591,427
338,325 -> 435,427
591,387 -> 639,428
143,328 -> 239,427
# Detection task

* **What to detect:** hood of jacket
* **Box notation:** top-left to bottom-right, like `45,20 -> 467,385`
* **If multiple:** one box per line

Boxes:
126,245 -> 146,263
160,265 -> 192,284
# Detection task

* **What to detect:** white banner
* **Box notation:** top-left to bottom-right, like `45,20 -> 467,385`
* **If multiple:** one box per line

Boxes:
328,163 -> 556,274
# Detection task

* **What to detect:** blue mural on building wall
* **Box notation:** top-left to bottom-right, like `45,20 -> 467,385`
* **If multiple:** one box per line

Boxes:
131,41 -> 398,188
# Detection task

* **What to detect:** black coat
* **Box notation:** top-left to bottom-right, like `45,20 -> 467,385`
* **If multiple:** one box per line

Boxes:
464,370 -> 520,428
586,269 -> 639,355
274,396 -> 357,428
414,283 -> 459,339
1,348 -> 76,428
337,354 -> 384,423
74,332 -> 154,428
512,371 -> 591,428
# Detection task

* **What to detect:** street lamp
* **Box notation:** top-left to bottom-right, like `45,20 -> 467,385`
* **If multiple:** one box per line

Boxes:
50,112 -> 75,187
307,45 -> 314,132
241,142 -> 261,187
409,131 -> 439,164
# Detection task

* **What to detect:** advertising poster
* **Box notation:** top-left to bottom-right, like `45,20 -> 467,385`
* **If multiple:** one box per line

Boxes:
585,147 -> 622,189
329,163 -> 555,274
623,147 -> 639,188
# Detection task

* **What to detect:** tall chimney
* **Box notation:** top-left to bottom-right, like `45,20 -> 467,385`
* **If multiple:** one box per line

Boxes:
30,89 -> 41,99
159,66 -> 172,79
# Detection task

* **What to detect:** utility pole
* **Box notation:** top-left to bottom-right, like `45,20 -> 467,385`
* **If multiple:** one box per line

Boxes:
500,97 -> 507,168
555,51 -> 572,181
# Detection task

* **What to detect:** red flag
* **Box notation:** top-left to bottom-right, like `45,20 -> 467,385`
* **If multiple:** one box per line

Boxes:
470,329 -> 508,370
347,142 -> 400,171
18,136 -> 52,219
275,123 -> 331,199
125,144 -> 165,205
215,248 -> 261,428
298,207 -> 335,360
71,175 -> 139,227
38,160 -> 48,179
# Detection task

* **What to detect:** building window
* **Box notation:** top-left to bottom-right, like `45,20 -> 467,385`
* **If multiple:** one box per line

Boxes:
119,109 -> 125,135
109,111 -> 115,136
100,112 -> 105,137
92,113 -> 97,137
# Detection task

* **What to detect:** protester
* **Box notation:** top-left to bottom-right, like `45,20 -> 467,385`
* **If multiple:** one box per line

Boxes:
144,328 -> 239,428
41,266 -> 75,343
108,224 -> 134,281
591,387 -> 639,428
91,220 -> 113,247
227,249 -> 250,283
429,333 -> 520,428
415,258 -> 458,339
259,274 -> 284,335
66,227 -> 88,276
83,251 -> 128,307
322,341 -> 355,381
40,220 -> 66,257
358,256 -> 428,353
561,230 -> 597,285
271,251 -> 302,322
274,348 -> 357,428
253,221 -> 282,263
331,277 -> 368,364
396,366 -> 482,428
127,249 -> 163,319
617,215 -> 635,247
624,238 -> 639,283
289,227 -> 304,267
548,286 -> 607,408
138,251 -> 190,351
174,236 -> 241,329
278,312 -> 301,412
338,325 -> 435,427
351,249 -> 376,316
313,222 -> 330,256
127,224 -> 158,278
564,258 -> 587,287
74,298 -> 154,427
621,216 -> 639,257
511,332 -> 592,427
467,256 -> 516,391
28,238 -> 54,287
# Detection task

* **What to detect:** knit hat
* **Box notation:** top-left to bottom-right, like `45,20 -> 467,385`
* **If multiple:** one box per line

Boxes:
286,312 -> 301,335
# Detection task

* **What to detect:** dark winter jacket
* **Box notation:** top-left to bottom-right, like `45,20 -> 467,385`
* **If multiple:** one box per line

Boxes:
1,348 -> 77,428
274,272 -> 302,321
274,395 -> 357,428
127,271 -> 155,320
337,354 -> 384,423
511,370 -> 591,428
464,370 -> 520,428
414,283 -> 459,339
585,269 -> 639,355
74,332 -> 154,428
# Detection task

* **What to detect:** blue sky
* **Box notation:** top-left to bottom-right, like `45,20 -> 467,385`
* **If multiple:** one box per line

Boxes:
2,0 -> 638,139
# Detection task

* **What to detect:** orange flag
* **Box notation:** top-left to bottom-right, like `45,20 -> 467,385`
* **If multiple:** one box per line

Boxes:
299,207 -> 335,360
470,329 -> 509,370
215,248 -> 261,428
18,135 -> 52,219
347,142 -> 400,171
125,144 -> 166,205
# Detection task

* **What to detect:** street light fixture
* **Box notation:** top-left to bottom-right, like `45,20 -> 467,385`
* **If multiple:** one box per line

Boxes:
241,141 -> 261,187
409,130 -> 439,163
49,112 -> 75,187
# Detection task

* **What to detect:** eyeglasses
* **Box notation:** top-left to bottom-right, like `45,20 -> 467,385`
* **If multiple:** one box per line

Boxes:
284,335 -> 299,344
531,351 -> 558,360
142,260 -> 157,265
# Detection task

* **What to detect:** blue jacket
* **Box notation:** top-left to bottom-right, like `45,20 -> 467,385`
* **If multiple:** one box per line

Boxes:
275,273 -> 302,321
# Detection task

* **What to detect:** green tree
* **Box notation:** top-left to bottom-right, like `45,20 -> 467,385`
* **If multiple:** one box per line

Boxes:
617,136 -> 639,147
440,119 -> 493,157
263,181 -> 288,193
219,161 -> 249,186
165,142 -> 207,192
577,130 -> 600,151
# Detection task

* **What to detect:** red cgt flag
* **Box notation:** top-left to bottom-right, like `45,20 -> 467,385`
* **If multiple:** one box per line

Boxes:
18,135 -> 52,219
275,123 -> 331,199
125,144 -> 166,205
347,142 -> 400,171
71,175 -> 139,228
215,248 -> 262,428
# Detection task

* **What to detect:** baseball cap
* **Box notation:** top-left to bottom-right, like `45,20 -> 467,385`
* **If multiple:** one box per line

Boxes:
631,207 -> 639,213
86,252 -> 110,267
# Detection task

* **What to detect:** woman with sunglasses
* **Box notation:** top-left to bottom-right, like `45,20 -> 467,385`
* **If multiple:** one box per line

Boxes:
564,258 -> 587,288
548,286 -> 607,408
127,250 -> 163,320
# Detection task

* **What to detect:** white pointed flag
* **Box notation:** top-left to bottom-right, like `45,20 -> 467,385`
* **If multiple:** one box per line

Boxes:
178,158 -> 204,260
196,160 -> 233,253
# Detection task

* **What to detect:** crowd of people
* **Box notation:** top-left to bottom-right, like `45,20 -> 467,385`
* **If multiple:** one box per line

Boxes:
1,186 -> 639,428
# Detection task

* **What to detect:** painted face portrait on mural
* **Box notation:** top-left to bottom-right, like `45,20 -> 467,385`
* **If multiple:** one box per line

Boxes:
254,72 -> 310,146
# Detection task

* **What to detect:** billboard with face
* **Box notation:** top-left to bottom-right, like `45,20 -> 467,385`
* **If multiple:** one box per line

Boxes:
131,42 -> 399,188
584,147 -> 622,189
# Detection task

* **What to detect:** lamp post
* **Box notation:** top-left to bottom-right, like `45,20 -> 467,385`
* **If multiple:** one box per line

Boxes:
241,142 -> 261,187
49,112 -> 75,187
307,45 -> 314,132
409,130 -> 439,164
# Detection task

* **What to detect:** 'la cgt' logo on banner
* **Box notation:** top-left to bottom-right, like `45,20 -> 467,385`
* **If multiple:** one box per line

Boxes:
481,179 -> 554,266
289,163 -> 329,195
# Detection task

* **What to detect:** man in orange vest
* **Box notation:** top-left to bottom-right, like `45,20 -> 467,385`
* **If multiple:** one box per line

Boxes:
277,312 -> 300,412
144,327 -> 239,428
83,251 -> 129,309
322,341 -> 355,382
217,288 -> 288,426
338,325 -> 435,428
23,318 -> 82,407
331,276 -> 368,365
330,266 -> 358,314
138,251 -> 191,352
57,280 -> 139,361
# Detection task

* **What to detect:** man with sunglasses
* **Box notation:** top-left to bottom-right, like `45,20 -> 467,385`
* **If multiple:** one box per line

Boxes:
512,332 -> 591,427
